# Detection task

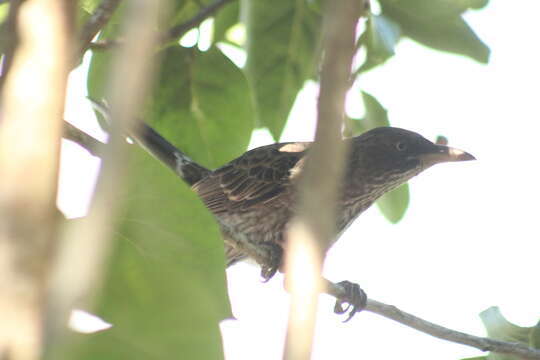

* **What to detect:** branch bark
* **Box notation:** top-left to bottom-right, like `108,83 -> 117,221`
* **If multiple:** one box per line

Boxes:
324,281 -> 540,360
63,120 -> 105,156
77,0 -> 123,57
88,0 -> 236,50
366,299 -> 540,360
282,1 -> 362,359
164,0 -> 235,43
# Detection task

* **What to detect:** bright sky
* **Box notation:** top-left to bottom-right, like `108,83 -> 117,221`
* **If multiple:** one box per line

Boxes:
60,1 -> 540,359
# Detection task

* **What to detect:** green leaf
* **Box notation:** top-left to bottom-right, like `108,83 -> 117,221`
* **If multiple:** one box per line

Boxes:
464,0 -> 490,10
379,0 -> 490,63
168,0 -> 213,30
0,3 -> 9,23
531,319 -> 540,349
80,0 -> 101,14
376,184 -> 410,223
148,45 -> 254,169
358,14 -> 401,73
243,0 -> 321,140
481,307 -> 531,344
306,0 -> 323,14
479,307 -> 540,360
0,4 -> 11,55
382,0 -> 488,18
361,91 -> 390,128
55,147 -> 231,360
213,1 -> 240,44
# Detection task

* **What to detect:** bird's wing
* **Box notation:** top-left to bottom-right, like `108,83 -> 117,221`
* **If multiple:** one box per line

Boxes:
193,142 -> 310,214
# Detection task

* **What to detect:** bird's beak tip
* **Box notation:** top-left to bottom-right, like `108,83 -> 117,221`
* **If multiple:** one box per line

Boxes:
448,147 -> 476,162
422,145 -> 476,168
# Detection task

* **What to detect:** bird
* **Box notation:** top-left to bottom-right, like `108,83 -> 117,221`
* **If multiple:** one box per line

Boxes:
127,120 -> 475,319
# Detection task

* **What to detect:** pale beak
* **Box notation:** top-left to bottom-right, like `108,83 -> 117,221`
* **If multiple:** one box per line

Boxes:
421,145 -> 476,168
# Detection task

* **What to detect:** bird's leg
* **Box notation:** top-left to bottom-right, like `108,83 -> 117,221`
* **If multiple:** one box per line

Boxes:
223,232 -> 283,281
256,242 -> 284,282
323,279 -> 367,322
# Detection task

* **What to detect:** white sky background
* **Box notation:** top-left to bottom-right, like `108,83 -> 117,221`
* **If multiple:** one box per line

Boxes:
59,1 -> 540,359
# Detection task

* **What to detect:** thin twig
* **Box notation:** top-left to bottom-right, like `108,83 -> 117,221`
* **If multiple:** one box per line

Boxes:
325,283 -> 540,360
88,0 -> 236,49
164,0 -> 235,43
89,38 -> 122,51
78,0 -> 123,55
62,121 -> 105,156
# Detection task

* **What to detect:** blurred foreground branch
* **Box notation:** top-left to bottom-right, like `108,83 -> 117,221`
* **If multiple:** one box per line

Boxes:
45,0 -> 166,355
0,0 -> 72,358
282,1 -> 362,360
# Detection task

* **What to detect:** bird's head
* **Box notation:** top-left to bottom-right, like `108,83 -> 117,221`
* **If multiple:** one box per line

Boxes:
349,127 -> 475,193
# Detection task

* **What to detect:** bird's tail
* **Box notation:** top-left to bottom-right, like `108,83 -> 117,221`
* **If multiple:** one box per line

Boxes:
89,98 -> 210,186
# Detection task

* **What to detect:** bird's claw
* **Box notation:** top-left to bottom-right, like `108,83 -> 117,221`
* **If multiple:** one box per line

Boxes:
258,243 -> 283,282
333,280 -> 367,322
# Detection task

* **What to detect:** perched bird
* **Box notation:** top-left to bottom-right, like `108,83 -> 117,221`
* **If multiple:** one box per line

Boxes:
127,119 -> 475,319
133,125 -> 473,271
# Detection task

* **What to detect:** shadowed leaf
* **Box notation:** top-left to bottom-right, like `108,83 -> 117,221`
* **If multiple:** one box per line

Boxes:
243,0 -> 321,140
148,45 -> 254,169
379,0 -> 490,63
358,14 -> 401,73
56,147 -> 231,360
213,0 -> 239,44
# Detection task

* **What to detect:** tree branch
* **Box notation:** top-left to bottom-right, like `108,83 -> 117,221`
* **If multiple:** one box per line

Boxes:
88,0 -> 236,50
282,1 -> 362,359
0,0 -> 72,357
78,0 -> 123,57
163,0 -> 235,43
88,38 -> 121,51
325,283 -> 540,360
62,121 -> 105,157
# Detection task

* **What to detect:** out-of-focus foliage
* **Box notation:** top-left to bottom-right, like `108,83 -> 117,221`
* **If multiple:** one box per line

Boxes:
461,307 -> 540,360
242,0 -> 322,140
52,147 -> 231,360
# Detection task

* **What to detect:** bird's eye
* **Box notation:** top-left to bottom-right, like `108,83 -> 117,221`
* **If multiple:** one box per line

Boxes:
395,141 -> 407,151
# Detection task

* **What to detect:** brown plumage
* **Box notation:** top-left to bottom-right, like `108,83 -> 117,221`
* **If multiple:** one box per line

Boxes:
133,125 -> 475,281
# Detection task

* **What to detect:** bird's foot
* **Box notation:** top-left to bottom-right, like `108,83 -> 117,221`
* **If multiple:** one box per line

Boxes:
257,242 -> 283,282
332,280 -> 367,322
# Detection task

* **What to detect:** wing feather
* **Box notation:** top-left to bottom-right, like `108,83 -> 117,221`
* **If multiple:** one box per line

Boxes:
193,142 -> 310,214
